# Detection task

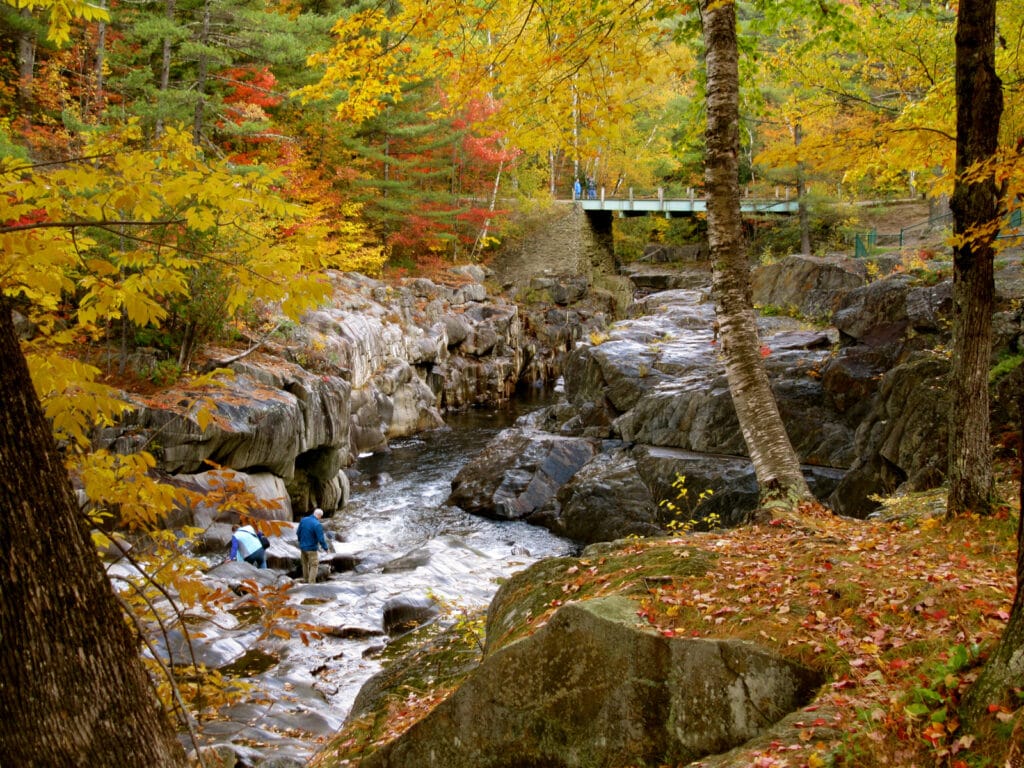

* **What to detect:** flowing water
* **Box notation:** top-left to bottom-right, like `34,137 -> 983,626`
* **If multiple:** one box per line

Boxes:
339,393 -> 576,576
197,391 -> 576,762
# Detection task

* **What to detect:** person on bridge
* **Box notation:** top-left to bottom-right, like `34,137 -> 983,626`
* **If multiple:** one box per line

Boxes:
573,178 -> 581,200
587,178 -> 597,199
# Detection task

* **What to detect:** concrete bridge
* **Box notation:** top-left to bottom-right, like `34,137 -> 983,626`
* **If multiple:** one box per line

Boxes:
557,191 -> 798,249
573,192 -> 799,221
494,194 -> 799,314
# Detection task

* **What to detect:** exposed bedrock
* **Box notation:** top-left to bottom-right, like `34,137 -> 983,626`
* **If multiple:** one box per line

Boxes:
449,256 -> 1024,539
94,268 -> 609,521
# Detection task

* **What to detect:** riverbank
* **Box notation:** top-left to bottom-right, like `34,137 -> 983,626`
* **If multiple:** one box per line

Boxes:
315,485 -> 1021,768
164,405 -> 575,766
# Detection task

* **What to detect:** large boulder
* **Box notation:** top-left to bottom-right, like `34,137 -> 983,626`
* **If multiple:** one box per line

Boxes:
102,367 -> 350,481
831,275 -> 952,356
751,255 -> 866,320
447,428 -> 601,520
174,468 -> 293,528
828,353 -> 950,518
357,596 -> 823,768
532,445 -> 846,543
529,450 -> 663,542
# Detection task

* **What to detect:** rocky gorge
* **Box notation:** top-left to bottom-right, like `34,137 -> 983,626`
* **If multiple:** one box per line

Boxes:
447,252 -> 1023,539
85,206 -> 1024,765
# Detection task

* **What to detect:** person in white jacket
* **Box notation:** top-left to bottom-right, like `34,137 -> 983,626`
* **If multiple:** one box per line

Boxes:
228,524 -> 267,568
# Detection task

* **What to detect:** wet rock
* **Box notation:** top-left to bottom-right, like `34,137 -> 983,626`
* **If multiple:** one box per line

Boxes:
531,449 -> 661,542
627,267 -> 692,292
154,626 -> 255,670
381,548 -> 433,573
325,552 -> 358,573
325,625 -> 384,640
447,428 -> 600,520
382,595 -> 440,635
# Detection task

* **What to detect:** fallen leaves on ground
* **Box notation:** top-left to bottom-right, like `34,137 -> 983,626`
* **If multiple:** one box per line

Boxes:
640,492 -> 1018,767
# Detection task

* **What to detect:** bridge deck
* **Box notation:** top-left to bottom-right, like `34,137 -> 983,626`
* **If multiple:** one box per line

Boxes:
575,198 -> 799,216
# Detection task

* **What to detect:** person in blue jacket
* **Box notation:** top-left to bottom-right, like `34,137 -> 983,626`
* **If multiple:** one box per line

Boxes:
297,508 -> 329,583
229,524 -> 267,568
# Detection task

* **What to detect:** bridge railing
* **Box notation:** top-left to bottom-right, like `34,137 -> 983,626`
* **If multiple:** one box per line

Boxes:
570,186 -> 800,203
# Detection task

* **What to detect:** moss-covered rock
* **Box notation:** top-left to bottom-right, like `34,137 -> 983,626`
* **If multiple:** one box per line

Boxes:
348,595 -> 822,768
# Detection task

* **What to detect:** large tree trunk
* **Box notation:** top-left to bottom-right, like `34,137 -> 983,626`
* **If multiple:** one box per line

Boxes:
961,392 -> 1024,729
701,0 -> 811,505
946,0 -> 1002,517
0,301 -> 188,767
954,0 -> 1016,731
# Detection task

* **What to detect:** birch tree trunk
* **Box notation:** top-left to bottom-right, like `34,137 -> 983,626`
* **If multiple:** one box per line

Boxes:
701,0 -> 811,505
946,0 -> 1002,517
155,0 -> 176,138
16,8 -> 36,108
192,0 -> 211,147
0,302 -> 188,767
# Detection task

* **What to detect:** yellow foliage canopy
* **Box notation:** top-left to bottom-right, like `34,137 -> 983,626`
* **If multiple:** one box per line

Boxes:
1,124 -> 331,536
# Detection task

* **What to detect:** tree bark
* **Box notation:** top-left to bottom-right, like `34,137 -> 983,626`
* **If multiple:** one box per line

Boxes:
954,0 -> 1017,731
961,385 -> 1024,728
93,0 -> 107,113
946,0 -> 1002,517
701,0 -> 811,505
192,0 -> 211,147
155,0 -> 176,138
0,301 -> 188,767
16,8 -> 36,109
793,122 -> 812,257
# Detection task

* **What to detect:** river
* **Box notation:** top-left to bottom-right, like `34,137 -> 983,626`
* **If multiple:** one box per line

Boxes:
197,391 -> 576,764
